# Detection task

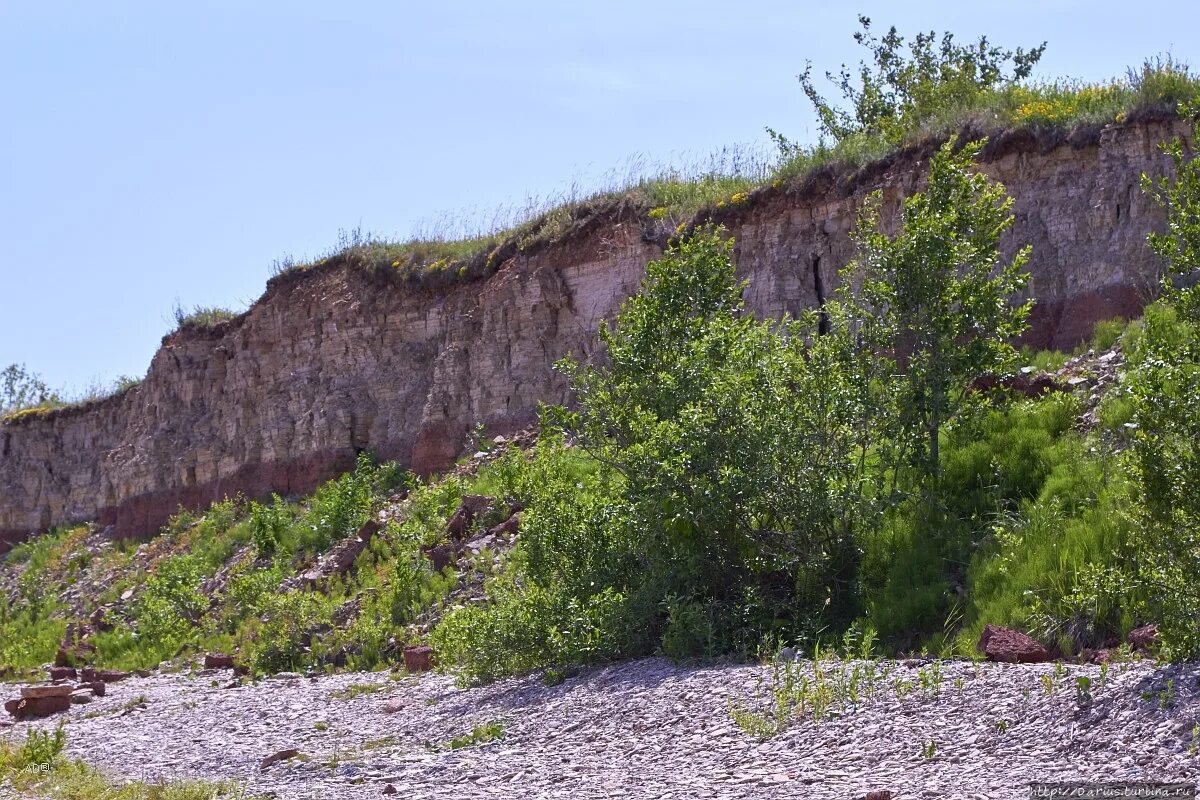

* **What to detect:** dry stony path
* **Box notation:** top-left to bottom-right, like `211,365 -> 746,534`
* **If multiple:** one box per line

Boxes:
3,657 -> 1200,799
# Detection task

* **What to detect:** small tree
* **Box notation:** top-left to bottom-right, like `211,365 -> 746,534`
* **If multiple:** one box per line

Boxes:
0,363 -> 58,414
555,226 -> 878,639
798,16 -> 1045,146
848,137 -> 1032,495
1128,109 -> 1200,655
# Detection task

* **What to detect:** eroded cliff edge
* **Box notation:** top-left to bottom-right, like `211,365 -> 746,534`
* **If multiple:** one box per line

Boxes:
0,118 -> 1184,546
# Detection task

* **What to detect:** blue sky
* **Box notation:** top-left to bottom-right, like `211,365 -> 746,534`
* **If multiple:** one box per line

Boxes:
1,1 -> 1194,391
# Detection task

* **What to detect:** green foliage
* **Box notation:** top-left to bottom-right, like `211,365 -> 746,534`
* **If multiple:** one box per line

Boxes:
1124,110 -> 1200,657
860,393 -> 1131,651
172,304 -> 237,332
249,494 -> 290,556
796,15 -> 1045,146
445,721 -> 504,750
850,137 -> 1031,493
126,554 -> 209,663
247,590 -> 332,673
436,225 -> 887,679
1,724 -> 66,772
1090,317 -> 1130,352
0,725 -> 250,799
296,455 -> 375,556
729,636 -> 888,738
0,363 -> 60,414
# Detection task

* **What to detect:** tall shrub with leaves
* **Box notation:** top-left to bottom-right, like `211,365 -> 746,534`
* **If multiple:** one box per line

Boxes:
1128,109 -> 1200,656
795,16 -> 1045,147
436,226 -> 882,679
849,137 -> 1032,497
0,364 -> 58,414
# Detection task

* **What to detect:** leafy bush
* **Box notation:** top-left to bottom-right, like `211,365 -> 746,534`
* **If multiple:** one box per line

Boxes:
1126,111 -> 1200,657
247,591 -> 333,673
435,225 -> 888,678
0,363 -> 60,414
129,554 -> 208,659
172,304 -> 237,332
249,494 -> 290,555
794,16 -> 1044,147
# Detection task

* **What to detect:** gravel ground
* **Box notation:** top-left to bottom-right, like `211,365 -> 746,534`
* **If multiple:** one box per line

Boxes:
3,657 -> 1200,799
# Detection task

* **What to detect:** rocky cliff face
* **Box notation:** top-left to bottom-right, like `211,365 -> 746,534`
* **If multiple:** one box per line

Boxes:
0,118 -> 1184,547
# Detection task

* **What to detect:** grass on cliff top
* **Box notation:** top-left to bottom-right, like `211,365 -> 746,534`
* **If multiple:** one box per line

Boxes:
0,304 -> 234,424
171,304 -> 238,333
0,375 -> 143,425
271,56 -> 1199,289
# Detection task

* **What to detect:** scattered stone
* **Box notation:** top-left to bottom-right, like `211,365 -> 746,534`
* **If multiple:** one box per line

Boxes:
446,495 -> 494,540
7,651 -> 1200,796
259,748 -> 302,770
289,520 -> 382,590
90,681 -> 106,697
90,605 -> 114,632
48,666 -> 77,681
120,588 -> 134,601
486,511 -> 521,539
21,683 -> 75,699
70,691 -> 94,705
12,695 -> 72,719
969,372 -> 1068,399
1130,624 -> 1159,651
421,543 -> 455,572
204,653 -> 236,670
55,621 -> 97,667
864,792 -> 894,800
382,784 -> 398,795
978,624 -> 1050,663
403,645 -> 434,673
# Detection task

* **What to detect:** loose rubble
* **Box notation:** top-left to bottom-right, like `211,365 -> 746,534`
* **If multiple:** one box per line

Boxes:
3,656 -> 1200,799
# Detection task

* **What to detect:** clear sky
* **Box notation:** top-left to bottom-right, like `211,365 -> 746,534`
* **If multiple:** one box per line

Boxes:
1,1 -> 1195,392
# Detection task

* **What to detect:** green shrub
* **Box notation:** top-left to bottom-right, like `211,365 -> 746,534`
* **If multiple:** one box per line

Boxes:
172,304 -> 237,331
862,395 -> 1089,645
1090,317 -> 1129,353
249,494 -> 290,555
433,582 -> 633,684
247,591 -> 333,673
128,554 -> 208,662
796,15 -> 1045,147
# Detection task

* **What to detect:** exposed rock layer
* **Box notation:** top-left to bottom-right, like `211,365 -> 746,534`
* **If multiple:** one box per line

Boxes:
0,119 -> 1185,544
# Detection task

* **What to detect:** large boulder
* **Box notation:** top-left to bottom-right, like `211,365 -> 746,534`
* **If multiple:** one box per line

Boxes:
6,694 -> 71,719
1129,624 -> 1159,651
20,684 -> 75,700
48,666 -> 77,681
978,624 -> 1050,663
446,495 -> 494,540
403,645 -> 434,673
204,653 -> 236,670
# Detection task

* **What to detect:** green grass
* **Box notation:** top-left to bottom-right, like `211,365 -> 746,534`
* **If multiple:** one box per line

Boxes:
444,721 -> 504,750
0,726 -> 258,799
172,304 -> 237,332
330,681 -> 388,700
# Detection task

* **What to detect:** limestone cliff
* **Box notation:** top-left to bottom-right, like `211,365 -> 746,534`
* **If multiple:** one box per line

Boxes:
0,117 -> 1184,547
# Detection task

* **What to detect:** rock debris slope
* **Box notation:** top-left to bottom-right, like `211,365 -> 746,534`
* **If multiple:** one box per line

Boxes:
3,657 -> 1198,799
